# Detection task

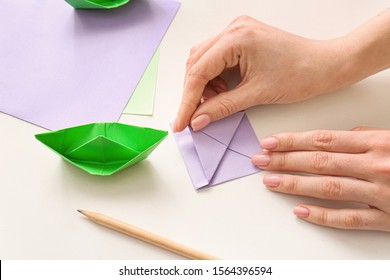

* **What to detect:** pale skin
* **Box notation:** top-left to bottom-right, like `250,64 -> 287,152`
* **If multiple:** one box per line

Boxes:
173,8 -> 390,231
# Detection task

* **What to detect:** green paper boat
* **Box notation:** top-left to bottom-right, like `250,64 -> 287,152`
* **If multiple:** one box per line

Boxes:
65,0 -> 131,9
35,122 -> 168,176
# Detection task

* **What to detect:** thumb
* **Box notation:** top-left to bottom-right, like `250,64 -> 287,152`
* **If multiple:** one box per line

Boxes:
190,86 -> 252,131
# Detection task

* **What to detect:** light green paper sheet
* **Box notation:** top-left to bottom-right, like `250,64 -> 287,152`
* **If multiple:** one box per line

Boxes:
65,0 -> 131,9
123,48 -> 160,115
35,122 -> 168,176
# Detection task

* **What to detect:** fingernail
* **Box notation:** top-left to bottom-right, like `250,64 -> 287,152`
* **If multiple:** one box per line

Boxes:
263,175 -> 281,187
252,154 -> 271,166
213,86 -> 225,94
260,137 -> 278,150
191,114 -> 210,131
293,206 -> 310,218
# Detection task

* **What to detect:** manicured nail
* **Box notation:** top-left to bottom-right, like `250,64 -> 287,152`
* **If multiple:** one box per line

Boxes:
191,114 -> 210,131
252,154 -> 271,166
293,206 -> 310,218
263,175 -> 281,187
260,137 -> 278,150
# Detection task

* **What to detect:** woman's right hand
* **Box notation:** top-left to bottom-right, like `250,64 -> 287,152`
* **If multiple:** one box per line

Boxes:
173,15 -> 352,132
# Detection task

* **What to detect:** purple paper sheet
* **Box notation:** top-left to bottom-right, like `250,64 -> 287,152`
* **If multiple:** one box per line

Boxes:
173,112 -> 262,189
0,0 -> 180,130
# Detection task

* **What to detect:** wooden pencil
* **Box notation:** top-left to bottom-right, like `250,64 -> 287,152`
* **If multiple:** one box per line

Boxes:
78,210 -> 220,260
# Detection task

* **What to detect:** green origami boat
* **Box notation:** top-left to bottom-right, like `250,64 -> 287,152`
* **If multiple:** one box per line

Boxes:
35,122 -> 168,175
65,0 -> 131,9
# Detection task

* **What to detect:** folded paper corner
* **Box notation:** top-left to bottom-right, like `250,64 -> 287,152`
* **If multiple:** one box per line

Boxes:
172,112 -> 262,189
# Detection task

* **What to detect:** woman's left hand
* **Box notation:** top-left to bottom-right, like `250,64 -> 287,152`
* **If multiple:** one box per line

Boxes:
252,127 -> 390,232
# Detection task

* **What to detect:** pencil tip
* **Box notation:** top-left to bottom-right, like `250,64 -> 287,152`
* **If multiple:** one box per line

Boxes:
77,209 -> 83,214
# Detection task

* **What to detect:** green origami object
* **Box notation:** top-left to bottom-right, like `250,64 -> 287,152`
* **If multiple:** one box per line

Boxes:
65,0 -> 131,9
35,123 -> 168,175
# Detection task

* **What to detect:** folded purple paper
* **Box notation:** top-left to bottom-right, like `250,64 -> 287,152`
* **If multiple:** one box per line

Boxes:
173,112 -> 262,189
0,0 -> 180,130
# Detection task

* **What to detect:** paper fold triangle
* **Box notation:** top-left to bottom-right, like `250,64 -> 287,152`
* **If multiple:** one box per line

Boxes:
190,130 -> 227,182
173,112 -> 261,189
190,111 -> 245,183
200,112 -> 244,145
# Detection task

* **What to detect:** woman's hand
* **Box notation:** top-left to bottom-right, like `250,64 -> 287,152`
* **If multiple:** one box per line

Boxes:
174,10 -> 390,232
253,127 -> 390,232
173,16 -> 353,132
173,9 -> 390,133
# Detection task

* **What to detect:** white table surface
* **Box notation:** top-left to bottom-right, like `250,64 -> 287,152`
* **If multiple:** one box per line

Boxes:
1,0 -> 390,260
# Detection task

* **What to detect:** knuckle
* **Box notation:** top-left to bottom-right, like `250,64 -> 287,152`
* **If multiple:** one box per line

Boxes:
275,152 -> 289,169
317,209 -> 329,225
351,126 -> 368,131
186,63 -> 199,77
215,99 -> 238,118
377,187 -> 390,203
230,15 -> 253,25
181,98 -> 199,111
283,134 -> 295,150
284,175 -> 299,193
311,130 -> 335,150
271,152 -> 289,170
186,56 -> 196,70
189,45 -> 199,56
310,152 -> 332,172
186,51 -> 196,67
186,64 -> 208,83
372,161 -> 390,177
321,177 -> 343,199
227,16 -> 255,37
342,213 -> 364,229
371,134 -> 390,152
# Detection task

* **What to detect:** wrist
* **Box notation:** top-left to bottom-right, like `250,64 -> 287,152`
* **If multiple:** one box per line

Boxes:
317,37 -> 381,95
306,38 -> 359,96
333,9 -> 390,87
323,37 -> 363,91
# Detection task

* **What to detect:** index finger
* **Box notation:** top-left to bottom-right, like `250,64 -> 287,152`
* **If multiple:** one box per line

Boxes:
174,67 -> 210,132
174,39 -> 239,132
